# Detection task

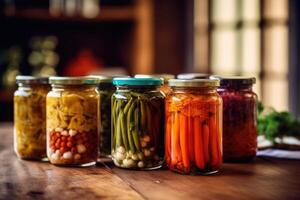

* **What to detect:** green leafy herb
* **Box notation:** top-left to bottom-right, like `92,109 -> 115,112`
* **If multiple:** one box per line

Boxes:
257,102 -> 300,142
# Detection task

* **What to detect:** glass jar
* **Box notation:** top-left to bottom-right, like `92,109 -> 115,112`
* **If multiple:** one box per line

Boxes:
90,75 -> 128,160
112,78 -> 165,170
134,74 -> 175,95
166,79 -> 222,175
47,77 -> 100,166
14,76 -> 50,160
177,73 -> 210,80
211,76 -> 257,162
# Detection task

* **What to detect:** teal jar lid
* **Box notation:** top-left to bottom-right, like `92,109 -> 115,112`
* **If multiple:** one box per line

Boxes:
113,77 -> 163,86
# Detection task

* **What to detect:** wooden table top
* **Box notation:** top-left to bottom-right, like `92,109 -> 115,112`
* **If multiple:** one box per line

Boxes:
1,123 -> 300,200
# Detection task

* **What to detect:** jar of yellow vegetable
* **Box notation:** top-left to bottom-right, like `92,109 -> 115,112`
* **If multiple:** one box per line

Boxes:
14,76 -> 50,160
47,77 -> 100,166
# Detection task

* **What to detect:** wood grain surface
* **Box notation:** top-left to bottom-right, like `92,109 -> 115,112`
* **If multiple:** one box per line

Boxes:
1,123 -> 300,200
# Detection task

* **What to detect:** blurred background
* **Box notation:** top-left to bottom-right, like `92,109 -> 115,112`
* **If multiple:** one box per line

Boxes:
0,0 -> 299,121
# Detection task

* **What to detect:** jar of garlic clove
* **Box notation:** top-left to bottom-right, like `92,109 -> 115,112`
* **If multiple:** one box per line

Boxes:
46,76 -> 100,166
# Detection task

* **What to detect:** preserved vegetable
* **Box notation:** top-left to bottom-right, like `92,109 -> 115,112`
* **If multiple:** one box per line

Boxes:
166,79 -> 222,174
47,77 -> 99,166
14,76 -> 50,160
211,76 -> 257,162
112,78 -> 165,169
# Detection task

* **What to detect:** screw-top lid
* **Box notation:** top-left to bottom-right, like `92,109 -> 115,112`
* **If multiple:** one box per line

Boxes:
113,77 -> 163,86
168,79 -> 220,87
210,75 -> 256,86
49,76 -> 99,85
134,74 -> 175,83
16,75 -> 49,84
177,73 -> 210,79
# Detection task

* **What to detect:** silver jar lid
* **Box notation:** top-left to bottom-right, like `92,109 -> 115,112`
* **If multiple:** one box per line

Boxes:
16,75 -> 49,84
49,76 -> 100,85
168,79 -> 220,87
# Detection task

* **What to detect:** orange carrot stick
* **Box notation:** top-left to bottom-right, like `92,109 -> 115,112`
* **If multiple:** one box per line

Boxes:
179,113 -> 190,171
202,123 -> 210,164
193,116 -> 205,169
209,104 -> 222,168
215,103 -> 223,166
165,115 -> 171,165
188,117 -> 194,162
171,112 -> 181,166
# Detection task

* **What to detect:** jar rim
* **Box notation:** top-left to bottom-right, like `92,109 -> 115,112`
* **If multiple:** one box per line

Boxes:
210,75 -> 256,86
113,77 -> 163,86
49,76 -> 99,85
16,75 -> 49,84
168,79 -> 219,87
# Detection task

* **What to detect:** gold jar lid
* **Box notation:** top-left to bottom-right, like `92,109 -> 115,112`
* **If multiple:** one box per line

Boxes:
16,75 -> 49,84
168,79 -> 220,87
49,76 -> 99,85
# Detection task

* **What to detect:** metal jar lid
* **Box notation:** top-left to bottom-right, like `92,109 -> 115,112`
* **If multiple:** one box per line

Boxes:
168,79 -> 220,87
210,75 -> 256,86
16,75 -> 49,84
113,77 -> 163,86
49,76 -> 100,85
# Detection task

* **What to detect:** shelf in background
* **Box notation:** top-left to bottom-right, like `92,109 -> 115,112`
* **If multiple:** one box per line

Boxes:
3,6 -> 136,23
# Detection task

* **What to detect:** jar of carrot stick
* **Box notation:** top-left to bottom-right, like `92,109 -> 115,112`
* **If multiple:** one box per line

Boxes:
211,76 -> 257,162
166,79 -> 222,175
112,77 -> 165,170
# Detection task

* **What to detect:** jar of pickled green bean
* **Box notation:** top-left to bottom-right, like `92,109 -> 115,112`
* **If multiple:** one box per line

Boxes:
112,78 -> 165,170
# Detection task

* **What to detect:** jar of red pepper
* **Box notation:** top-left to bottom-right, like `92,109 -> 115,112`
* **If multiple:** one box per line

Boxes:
211,76 -> 257,162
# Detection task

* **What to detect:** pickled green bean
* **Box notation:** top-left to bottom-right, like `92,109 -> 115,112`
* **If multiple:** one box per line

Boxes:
127,101 -> 136,153
111,89 -> 164,169
120,111 -> 129,151
133,108 -> 141,152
